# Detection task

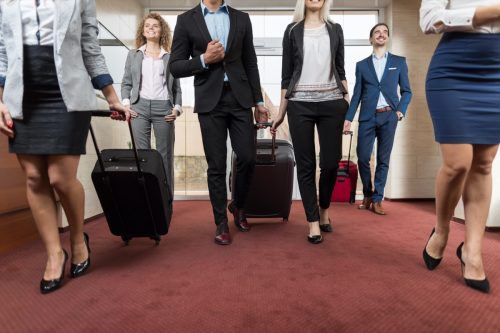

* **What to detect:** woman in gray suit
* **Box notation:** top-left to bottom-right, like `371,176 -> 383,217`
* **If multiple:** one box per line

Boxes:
0,0 -> 128,294
121,13 -> 182,196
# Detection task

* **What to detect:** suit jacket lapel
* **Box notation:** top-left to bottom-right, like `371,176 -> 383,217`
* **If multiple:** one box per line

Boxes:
366,55 -> 379,83
380,52 -> 393,83
4,1 -> 23,56
54,0 -> 76,53
193,6 -> 212,45
294,21 -> 305,60
225,6 -> 237,53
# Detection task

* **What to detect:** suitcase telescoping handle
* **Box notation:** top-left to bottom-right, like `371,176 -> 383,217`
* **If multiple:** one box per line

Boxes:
254,122 -> 276,163
89,111 -> 142,174
344,130 -> 354,175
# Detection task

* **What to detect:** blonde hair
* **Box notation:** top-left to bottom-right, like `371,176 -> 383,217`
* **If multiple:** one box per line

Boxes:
135,13 -> 172,52
292,0 -> 333,23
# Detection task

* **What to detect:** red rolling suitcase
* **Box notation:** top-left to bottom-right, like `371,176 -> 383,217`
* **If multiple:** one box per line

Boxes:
89,112 -> 172,245
230,123 -> 295,221
331,131 -> 358,203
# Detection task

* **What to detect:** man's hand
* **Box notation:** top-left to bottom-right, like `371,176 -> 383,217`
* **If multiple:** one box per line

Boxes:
254,104 -> 270,125
204,40 -> 225,65
396,111 -> 404,121
0,103 -> 14,138
343,120 -> 352,134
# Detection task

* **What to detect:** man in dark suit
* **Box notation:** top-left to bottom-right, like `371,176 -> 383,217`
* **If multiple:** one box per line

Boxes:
169,0 -> 269,245
344,23 -> 412,215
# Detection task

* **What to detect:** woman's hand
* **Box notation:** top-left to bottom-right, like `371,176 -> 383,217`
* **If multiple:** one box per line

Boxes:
165,110 -> 178,123
270,111 -> 286,136
108,101 -> 130,121
0,103 -> 14,138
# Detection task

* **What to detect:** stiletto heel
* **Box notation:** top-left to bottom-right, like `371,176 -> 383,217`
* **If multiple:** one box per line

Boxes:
70,232 -> 91,278
40,249 -> 68,294
456,242 -> 490,293
422,228 -> 443,270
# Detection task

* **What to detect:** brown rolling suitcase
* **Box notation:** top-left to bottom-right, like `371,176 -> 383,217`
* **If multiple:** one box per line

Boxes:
230,124 -> 295,221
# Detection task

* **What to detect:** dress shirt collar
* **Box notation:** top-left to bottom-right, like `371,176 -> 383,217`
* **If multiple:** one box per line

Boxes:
200,1 -> 228,15
372,51 -> 388,60
139,44 -> 167,58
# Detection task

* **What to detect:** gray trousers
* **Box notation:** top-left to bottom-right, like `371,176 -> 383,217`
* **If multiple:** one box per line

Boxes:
131,98 -> 175,195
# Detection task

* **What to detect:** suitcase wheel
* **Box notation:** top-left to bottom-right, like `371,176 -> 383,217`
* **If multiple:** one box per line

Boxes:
121,236 -> 131,246
150,236 -> 161,246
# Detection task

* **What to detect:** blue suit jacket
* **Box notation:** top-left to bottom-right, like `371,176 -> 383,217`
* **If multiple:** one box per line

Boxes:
345,53 -> 412,122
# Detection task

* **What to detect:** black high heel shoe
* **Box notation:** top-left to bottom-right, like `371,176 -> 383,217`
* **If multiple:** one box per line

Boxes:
40,249 -> 68,294
319,218 -> 332,233
422,228 -> 443,270
307,234 -> 323,244
70,232 -> 91,278
456,242 -> 490,293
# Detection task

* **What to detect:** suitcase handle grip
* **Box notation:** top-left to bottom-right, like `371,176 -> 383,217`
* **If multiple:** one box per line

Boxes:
254,123 -> 276,163
89,110 -> 142,174
343,131 -> 354,174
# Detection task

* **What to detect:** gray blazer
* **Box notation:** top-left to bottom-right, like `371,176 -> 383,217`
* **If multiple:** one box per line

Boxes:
121,48 -> 182,112
0,0 -> 112,119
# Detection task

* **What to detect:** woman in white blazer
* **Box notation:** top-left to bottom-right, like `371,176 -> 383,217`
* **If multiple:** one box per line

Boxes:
0,0 -> 129,294
121,13 -> 182,196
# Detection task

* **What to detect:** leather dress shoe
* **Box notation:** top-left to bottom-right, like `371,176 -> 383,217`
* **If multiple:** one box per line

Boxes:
214,223 -> 231,245
228,201 -> 251,232
319,218 -> 332,233
359,197 -> 373,210
307,235 -> 323,244
71,232 -> 91,278
372,201 -> 386,215
40,249 -> 68,294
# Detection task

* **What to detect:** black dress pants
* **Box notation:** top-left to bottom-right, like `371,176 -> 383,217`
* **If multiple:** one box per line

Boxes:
287,99 -> 348,222
198,88 -> 255,225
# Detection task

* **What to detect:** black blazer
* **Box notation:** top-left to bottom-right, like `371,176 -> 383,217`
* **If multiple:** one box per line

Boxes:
169,5 -> 263,114
281,20 -> 347,99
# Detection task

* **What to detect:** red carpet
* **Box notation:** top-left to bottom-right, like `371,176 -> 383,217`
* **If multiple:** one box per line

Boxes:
1,200 -> 500,332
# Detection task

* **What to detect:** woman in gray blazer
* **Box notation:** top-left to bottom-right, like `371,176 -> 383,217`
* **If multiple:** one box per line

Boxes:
121,13 -> 182,196
0,0 -> 128,294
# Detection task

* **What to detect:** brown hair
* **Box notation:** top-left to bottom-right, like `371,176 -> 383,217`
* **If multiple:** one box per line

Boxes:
135,13 -> 172,52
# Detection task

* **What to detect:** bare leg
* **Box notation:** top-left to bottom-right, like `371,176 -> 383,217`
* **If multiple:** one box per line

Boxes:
17,155 -> 65,280
319,208 -> 330,225
47,155 -> 88,265
461,144 -> 499,280
426,144 -> 472,258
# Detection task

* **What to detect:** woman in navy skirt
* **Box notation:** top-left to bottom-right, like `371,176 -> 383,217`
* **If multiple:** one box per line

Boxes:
0,1 -> 129,294
420,0 -> 500,293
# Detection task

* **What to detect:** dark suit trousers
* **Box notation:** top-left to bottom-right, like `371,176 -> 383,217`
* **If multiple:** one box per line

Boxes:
198,88 -> 255,225
356,111 -> 398,203
287,99 -> 348,222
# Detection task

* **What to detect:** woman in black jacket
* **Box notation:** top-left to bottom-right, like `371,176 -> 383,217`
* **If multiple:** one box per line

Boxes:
272,0 -> 350,244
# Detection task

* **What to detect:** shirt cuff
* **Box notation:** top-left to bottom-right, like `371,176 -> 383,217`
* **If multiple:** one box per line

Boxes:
174,104 -> 182,115
91,74 -> 114,90
200,54 -> 208,69
256,101 -> 264,107
0,76 -> 5,87
443,7 -> 475,30
122,99 -> 131,106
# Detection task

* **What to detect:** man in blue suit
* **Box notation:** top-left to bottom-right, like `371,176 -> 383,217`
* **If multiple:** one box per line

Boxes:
344,23 -> 412,215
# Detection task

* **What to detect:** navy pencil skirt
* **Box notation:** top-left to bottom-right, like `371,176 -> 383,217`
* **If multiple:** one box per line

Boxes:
426,32 -> 500,144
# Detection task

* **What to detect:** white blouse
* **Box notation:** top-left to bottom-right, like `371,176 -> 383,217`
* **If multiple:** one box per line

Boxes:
420,0 -> 500,34
20,0 -> 55,45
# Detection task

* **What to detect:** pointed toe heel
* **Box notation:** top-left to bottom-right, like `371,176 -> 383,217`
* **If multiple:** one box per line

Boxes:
307,235 -> 323,244
70,233 -> 91,278
40,249 -> 68,294
423,228 -> 443,270
456,242 -> 490,293
319,219 -> 332,233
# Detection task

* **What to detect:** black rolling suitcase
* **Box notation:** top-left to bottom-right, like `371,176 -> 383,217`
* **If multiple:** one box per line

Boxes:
89,112 -> 172,245
230,123 -> 295,221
